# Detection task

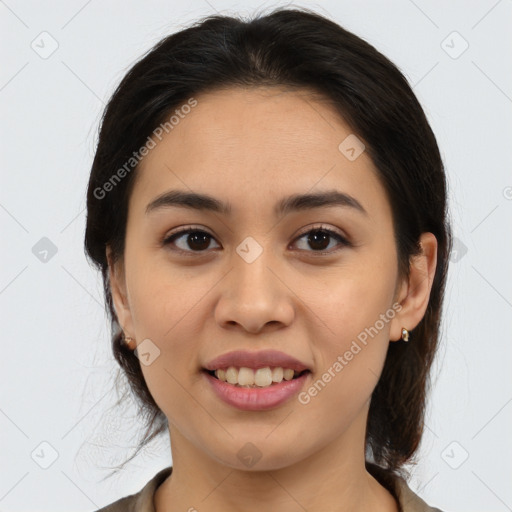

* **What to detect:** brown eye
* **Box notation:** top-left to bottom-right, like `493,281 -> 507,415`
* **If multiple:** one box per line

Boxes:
292,227 -> 350,254
306,230 -> 331,251
162,225 -> 349,256
163,229 -> 220,253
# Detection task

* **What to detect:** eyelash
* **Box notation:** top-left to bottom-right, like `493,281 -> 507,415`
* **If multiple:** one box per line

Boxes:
161,224 -> 351,256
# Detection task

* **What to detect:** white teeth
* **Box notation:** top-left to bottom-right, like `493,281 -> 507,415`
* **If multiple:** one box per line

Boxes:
216,368 -> 227,382
283,368 -> 294,381
214,366 -> 303,388
225,366 -> 238,384
254,367 -> 272,387
238,367 -> 255,386
272,367 -> 283,383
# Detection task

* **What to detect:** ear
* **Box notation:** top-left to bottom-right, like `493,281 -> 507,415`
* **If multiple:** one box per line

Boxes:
389,232 -> 438,342
106,246 -> 135,341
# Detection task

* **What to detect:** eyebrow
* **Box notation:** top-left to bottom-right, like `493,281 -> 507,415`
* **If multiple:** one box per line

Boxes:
145,189 -> 367,217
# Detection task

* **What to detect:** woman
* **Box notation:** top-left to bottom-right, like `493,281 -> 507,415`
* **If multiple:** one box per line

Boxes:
85,7 -> 450,511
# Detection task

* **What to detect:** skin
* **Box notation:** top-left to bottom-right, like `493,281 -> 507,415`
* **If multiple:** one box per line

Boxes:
107,86 -> 437,512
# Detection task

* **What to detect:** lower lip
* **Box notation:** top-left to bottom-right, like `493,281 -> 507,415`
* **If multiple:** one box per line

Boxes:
203,371 -> 310,411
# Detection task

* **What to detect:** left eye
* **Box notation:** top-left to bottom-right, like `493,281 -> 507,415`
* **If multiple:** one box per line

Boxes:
162,226 -> 349,254
292,228 -> 349,253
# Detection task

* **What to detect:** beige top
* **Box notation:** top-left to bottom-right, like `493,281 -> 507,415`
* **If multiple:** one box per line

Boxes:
94,466 -> 443,512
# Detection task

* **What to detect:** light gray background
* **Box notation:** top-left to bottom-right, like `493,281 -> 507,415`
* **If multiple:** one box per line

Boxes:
1,0 -> 511,511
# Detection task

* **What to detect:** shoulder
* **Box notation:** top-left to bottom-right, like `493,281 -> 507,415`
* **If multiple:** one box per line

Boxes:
367,463 -> 444,512
95,494 -> 137,512
93,466 -> 173,512
394,477 -> 444,512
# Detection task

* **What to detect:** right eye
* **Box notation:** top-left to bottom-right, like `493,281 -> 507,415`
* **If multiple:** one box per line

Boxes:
162,227 -> 221,254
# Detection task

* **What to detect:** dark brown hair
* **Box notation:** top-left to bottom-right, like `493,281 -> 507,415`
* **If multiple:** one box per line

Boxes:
84,7 -> 451,477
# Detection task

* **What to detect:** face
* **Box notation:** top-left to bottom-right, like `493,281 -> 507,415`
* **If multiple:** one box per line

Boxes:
109,86 -> 415,471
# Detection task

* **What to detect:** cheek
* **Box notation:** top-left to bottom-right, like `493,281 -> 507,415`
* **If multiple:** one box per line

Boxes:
311,257 -> 397,344
298,281 -> 396,428
127,256 -> 206,340
125,255 -> 236,407
304,251 -> 397,395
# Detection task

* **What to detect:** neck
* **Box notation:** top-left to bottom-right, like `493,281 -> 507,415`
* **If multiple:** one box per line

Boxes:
154,416 -> 398,512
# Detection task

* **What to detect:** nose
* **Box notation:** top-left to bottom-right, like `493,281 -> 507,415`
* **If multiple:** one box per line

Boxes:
214,245 -> 295,334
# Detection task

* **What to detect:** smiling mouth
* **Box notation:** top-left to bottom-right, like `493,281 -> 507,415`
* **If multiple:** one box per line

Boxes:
204,367 -> 310,388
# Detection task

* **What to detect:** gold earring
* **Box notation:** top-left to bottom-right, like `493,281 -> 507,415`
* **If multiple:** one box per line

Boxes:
123,335 -> 135,349
401,327 -> 410,342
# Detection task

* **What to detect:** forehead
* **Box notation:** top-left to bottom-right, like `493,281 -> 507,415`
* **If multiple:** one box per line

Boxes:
130,86 -> 389,220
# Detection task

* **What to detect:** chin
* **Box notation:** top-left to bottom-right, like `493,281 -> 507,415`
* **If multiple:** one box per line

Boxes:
206,434 -> 307,472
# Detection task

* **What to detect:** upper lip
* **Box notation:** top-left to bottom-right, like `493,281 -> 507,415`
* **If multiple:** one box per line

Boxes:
203,350 -> 311,372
